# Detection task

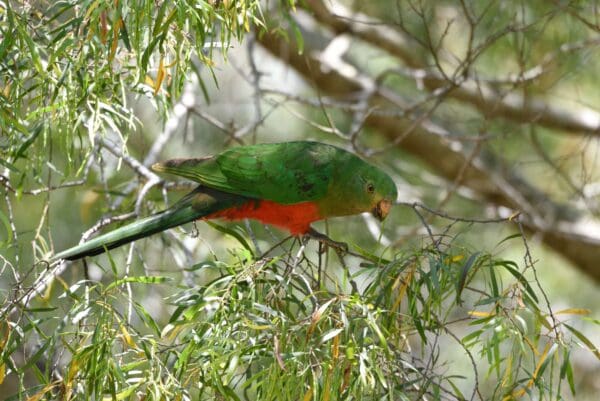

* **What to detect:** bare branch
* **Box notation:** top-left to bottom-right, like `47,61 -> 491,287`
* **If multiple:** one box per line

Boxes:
304,0 -> 600,136
257,9 -> 600,281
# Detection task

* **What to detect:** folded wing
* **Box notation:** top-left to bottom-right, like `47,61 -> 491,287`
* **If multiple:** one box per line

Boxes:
153,142 -> 338,204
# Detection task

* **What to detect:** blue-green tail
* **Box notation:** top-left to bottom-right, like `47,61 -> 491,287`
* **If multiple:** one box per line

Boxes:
52,186 -> 249,261
52,204 -> 201,261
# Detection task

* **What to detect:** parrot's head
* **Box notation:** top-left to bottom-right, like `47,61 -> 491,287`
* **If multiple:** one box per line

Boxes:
335,159 -> 397,221
363,166 -> 397,221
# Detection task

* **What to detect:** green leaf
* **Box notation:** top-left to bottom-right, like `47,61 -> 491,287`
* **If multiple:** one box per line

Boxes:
17,340 -> 50,373
410,302 -> 427,344
0,158 -> 20,173
474,296 -> 502,306
495,260 -> 539,303
13,123 -> 44,160
456,252 -> 481,304
206,220 -> 254,256
560,349 -> 576,396
192,64 -> 211,104
185,260 -> 224,271
116,383 -> 142,400
564,323 -> 600,360
23,307 -> 58,313
106,276 -> 171,291
488,261 -> 499,300
446,377 -> 467,401
462,329 -> 483,346
119,21 -> 131,51
536,342 -> 558,379
0,210 -> 13,244
428,255 -> 440,292
134,301 -> 161,336
350,243 -> 391,265
320,328 -> 343,344
496,233 -> 522,247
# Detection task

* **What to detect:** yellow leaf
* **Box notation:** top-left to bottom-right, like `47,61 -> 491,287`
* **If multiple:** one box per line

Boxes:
522,336 -> 539,355
532,343 -> 552,380
555,308 -> 591,316
468,310 -> 496,318
511,388 -> 526,399
66,359 -> 80,383
244,14 -> 250,32
54,275 -> 70,291
120,324 -> 137,349
99,11 -> 108,44
323,366 -> 332,401
154,57 -> 166,95
84,0 -> 101,22
332,332 -> 340,360
42,276 -> 54,302
80,189 -> 100,223
0,363 -> 5,385
109,17 -> 123,62
244,322 -> 272,330
307,298 -> 335,339
161,323 -> 184,341
0,320 -> 10,351
508,342 -> 552,400
302,386 -> 313,401
27,382 -> 57,401
391,263 -> 415,313
501,354 -> 512,387
2,81 -> 10,97
451,254 -> 464,262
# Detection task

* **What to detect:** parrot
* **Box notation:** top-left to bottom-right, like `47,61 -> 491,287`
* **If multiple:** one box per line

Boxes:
52,141 -> 397,261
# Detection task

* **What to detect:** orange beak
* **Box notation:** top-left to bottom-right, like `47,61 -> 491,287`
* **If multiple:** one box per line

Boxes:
372,199 -> 392,221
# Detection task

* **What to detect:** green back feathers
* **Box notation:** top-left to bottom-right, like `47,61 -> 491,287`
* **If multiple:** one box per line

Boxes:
153,142 -> 336,204
153,141 -> 397,218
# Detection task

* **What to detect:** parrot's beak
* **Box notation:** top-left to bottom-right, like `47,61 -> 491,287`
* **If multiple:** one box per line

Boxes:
372,199 -> 392,221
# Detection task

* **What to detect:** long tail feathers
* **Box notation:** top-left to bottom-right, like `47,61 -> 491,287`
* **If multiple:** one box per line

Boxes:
52,204 -> 203,261
52,186 -> 250,262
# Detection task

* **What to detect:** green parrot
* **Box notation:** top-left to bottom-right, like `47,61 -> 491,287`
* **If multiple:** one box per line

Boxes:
53,141 -> 397,261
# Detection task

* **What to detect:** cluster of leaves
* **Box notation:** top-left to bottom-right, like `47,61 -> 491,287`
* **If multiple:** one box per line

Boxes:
1,239 -> 592,400
0,0 -> 291,174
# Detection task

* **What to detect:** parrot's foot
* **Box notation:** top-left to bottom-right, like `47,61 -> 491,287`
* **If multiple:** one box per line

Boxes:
305,228 -> 348,253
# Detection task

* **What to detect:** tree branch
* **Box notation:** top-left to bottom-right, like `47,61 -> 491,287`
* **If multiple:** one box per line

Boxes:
304,0 -> 600,136
257,9 -> 600,281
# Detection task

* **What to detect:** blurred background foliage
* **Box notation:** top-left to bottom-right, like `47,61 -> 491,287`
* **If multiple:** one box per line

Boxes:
1,0 -> 599,400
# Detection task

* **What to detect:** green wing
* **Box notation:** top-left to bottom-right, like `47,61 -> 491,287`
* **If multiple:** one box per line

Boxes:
152,142 -> 339,204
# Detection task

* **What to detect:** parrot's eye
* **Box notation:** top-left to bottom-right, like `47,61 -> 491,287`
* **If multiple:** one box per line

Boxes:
366,183 -> 375,194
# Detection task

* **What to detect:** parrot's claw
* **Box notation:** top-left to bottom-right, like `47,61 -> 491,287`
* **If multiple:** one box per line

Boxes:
305,228 -> 348,253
